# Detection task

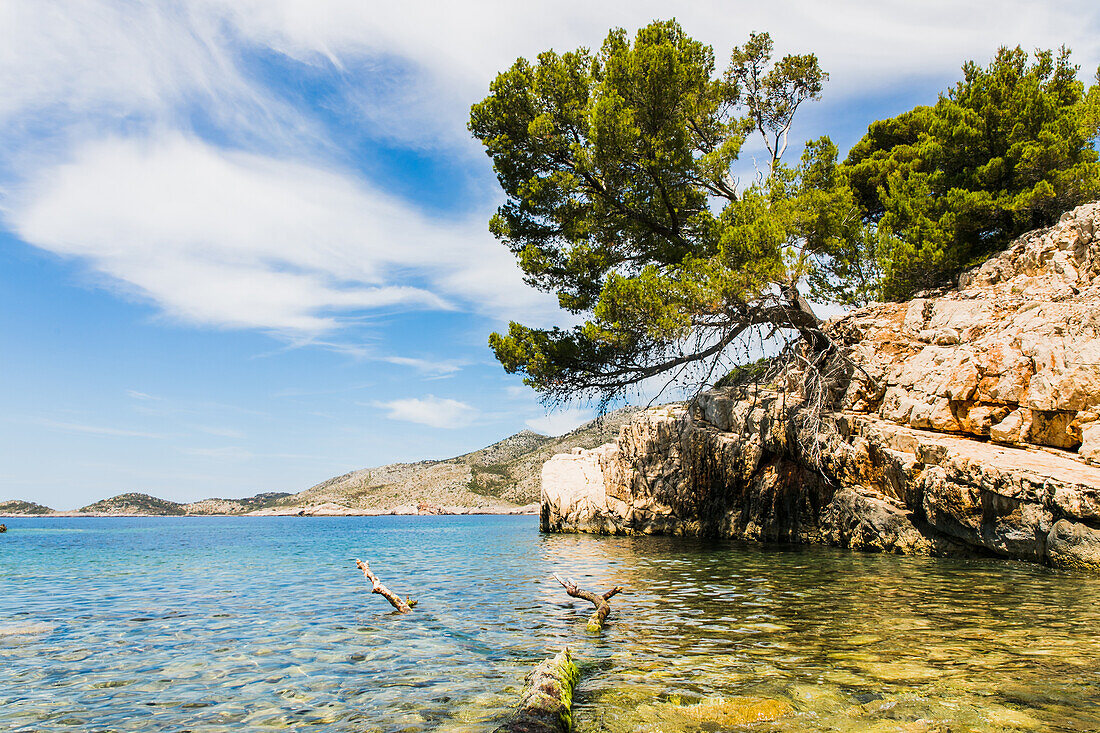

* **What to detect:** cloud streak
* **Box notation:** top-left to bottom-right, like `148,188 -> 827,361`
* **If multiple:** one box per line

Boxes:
375,395 -> 479,428
204,0 -> 1100,148
30,418 -> 168,440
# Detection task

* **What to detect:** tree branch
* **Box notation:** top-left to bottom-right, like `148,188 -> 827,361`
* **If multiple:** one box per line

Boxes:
554,574 -> 623,633
494,648 -> 579,733
354,559 -> 416,613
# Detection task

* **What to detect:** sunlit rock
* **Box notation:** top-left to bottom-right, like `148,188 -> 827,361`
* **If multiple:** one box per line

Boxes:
542,202 -> 1100,572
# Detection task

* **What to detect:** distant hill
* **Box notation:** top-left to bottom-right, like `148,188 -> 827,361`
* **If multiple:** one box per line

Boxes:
183,492 -> 291,515
0,500 -> 55,515
0,406 -> 647,515
267,406 -> 643,512
79,493 -> 187,515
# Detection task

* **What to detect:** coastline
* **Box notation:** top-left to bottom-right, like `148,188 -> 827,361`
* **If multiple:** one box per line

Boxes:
0,504 -> 539,519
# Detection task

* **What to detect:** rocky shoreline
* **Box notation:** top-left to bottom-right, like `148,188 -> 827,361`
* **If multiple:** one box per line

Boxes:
0,503 -> 539,519
540,202 -> 1100,572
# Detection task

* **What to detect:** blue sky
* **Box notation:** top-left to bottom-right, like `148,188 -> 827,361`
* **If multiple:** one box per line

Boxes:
1,0 -> 1098,509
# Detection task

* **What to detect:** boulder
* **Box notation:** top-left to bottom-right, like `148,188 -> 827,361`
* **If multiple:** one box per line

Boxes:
1046,519 -> 1100,572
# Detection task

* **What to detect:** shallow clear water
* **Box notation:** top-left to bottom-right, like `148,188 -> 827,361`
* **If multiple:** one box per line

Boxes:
1,516 -> 1098,732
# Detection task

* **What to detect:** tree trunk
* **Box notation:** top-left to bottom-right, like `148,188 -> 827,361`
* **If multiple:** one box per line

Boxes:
495,648 -> 579,733
781,284 -> 834,356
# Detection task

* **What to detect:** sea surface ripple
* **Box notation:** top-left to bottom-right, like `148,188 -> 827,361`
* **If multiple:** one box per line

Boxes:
1,516 -> 1098,732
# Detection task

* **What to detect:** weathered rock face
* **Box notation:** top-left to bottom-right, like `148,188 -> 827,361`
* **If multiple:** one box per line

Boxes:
541,202 -> 1100,571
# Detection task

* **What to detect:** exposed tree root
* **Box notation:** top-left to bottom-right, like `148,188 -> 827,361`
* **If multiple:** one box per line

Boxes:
354,559 -> 417,613
495,647 -> 579,733
554,574 -> 622,633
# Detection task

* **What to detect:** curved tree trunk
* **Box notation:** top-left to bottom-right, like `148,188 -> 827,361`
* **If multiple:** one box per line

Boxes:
780,284 -> 834,357
495,648 -> 579,733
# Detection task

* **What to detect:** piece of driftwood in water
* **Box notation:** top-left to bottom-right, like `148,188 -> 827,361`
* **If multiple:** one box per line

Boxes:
354,559 -> 417,613
495,647 -> 579,733
554,574 -> 623,633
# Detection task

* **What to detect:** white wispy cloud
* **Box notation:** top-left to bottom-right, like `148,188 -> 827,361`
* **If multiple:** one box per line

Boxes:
203,0 -> 1100,148
194,425 -> 246,439
381,356 -> 464,378
125,390 -> 163,401
0,1 -> 313,170
30,418 -> 168,439
526,408 -> 596,437
374,395 -> 479,428
179,446 -> 255,460
282,339 -> 467,377
1,0 -> 1097,344
504,384 -> 532,399
6,133 -> 557,334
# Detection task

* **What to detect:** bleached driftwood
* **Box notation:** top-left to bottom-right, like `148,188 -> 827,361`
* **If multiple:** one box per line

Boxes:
554,574 -> 622,633
354,559 -> 417,613
495,647 -> 579,733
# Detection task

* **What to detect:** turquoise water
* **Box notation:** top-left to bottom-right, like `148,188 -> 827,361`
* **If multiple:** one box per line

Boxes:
1,516 -> 1099,732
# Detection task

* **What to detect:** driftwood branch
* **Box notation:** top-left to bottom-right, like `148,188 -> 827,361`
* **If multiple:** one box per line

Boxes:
354,559 -> 416,613
495,647 -> 579,733
554,574 -> 622,633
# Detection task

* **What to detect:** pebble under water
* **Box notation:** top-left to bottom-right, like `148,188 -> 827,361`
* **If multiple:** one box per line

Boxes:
1,515 -> 1098,732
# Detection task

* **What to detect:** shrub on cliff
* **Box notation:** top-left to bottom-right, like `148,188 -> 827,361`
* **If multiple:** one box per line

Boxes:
844,47 -> 1100,300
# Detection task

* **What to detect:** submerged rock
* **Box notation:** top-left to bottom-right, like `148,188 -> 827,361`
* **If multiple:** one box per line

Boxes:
650,696 -> 794,727
0,622 -> 55,637
542,202 -> 1100,572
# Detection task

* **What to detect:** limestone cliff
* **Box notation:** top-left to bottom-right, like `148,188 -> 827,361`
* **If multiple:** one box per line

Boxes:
541,202 -> 1100,571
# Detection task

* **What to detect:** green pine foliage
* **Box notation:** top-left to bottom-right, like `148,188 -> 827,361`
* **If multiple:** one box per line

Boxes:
845,47 -> 1100,300
471,23 -> 1100,403
470,21 -> 844,406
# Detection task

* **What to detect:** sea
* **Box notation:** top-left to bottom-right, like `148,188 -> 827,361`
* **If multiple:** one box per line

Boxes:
1,515 -> 1098,732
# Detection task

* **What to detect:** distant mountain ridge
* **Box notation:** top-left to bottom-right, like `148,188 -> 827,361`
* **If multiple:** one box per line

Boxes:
0,407 -> 643,516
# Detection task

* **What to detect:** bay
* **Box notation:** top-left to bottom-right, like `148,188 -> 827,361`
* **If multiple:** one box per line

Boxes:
1,515 -> 1098,731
